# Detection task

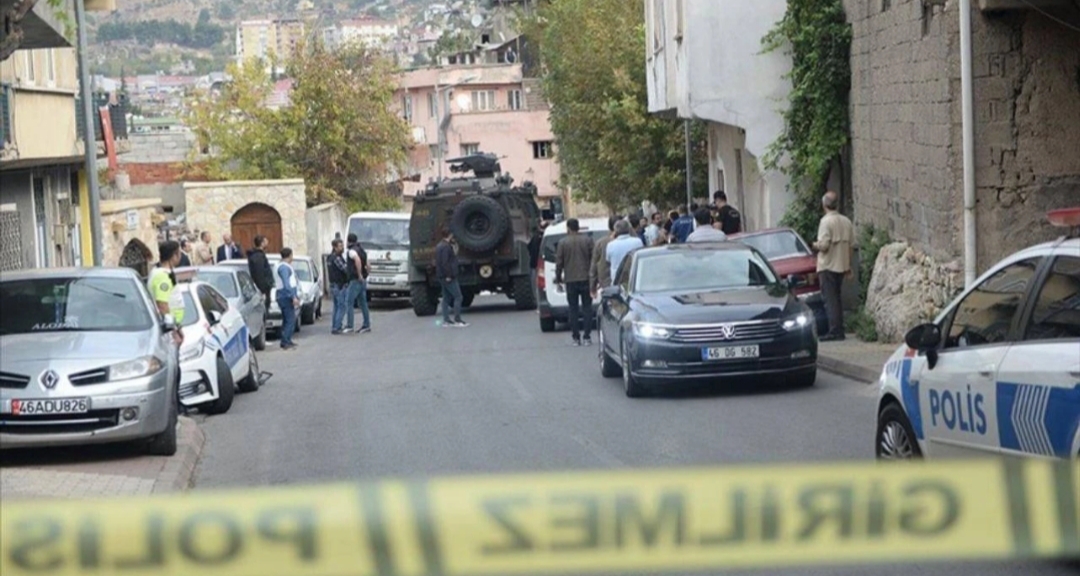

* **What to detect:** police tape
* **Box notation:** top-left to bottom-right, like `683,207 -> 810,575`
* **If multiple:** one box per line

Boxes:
1,459 -> 1076,576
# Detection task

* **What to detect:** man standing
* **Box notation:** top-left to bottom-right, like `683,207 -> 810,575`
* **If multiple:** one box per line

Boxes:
555,219 -> 595,346
644,212 -> 662,246
178,239 -> 192,267
436,228 -> 468,328
589,216 -> 618,296
149,241 -> 185,410
217,233 -> 243,263
712,191 -> 743,235
670,206 -> 695,243
193,231 -> 215,265
275,248 -> 300,350
528,220 -> 547,301
686,208 -> 728,242
813,191 -> 854,341
247,235 -> 274,313
327,239 -> 352,334
345,233 -> 371,334
606,219 -> 644,283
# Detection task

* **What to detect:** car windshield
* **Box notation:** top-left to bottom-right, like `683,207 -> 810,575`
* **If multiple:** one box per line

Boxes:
737,230 -> 810,260
348,218 -> 410,251
0,276 -> 154,334
633,249 -> 779,293
196,270 -> 238,298
541,230 -> 612,263
178,291 -> 201,327
292,260 -> 313,282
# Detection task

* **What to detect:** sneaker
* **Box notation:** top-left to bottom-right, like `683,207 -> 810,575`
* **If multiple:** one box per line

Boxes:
571,339 -> 582,346
453,320 -> 470,328
582,338 -> 593,346
342,328 -> 354,334
358,327 -> 372,334
440,320 -> 454,328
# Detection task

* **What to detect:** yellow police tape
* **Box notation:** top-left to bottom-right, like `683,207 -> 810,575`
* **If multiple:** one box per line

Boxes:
1,459 -> 1077,576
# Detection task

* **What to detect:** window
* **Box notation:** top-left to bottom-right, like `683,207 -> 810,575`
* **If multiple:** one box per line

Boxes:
238,272 -> 258,301
633,250 -> 778,294
428,91 -> 437,118
403,94 -> 413,122
533,141 -> 553,159
197,285 -> 228,314
944,258 -> 1041,349
23,50 -> 35,85
1025,256 -> 1080,341
471,90 -> 495,111
198,271 -> 239,298
508,89 -> 523,111
461,143 -> 480,156
0,277 -> 154,334
45,49 -> 56,85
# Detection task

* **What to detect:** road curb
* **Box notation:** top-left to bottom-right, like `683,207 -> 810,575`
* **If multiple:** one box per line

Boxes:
818,354 -> 880,384
152,416 -> 205,494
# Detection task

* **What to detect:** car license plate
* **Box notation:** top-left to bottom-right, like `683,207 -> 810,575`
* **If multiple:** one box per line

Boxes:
702,345 -> 759,361
9,398 -> 90,416
370,277 -> 394,284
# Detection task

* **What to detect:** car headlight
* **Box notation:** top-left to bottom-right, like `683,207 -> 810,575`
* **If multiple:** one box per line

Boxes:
109,356 -> 164,381
178,342 -> 203,362
633,322 -> 673,339
782,312 -> 812,331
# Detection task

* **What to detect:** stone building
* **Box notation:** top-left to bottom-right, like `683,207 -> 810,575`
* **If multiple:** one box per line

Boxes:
183,180 -> 308,257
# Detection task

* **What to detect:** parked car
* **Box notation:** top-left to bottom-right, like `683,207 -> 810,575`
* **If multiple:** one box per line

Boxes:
875,208 -> 1080,460
0,268 -> 180,455
181,266 -> 267,351
728,227 -> 828,334
174,281 -> 261,415
597,242 -> 818,397
537,217 -> 613,332
218,258 -> 306,335
276,255 -> 323,325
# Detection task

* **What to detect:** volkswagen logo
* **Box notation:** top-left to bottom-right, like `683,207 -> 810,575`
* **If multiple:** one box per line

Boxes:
719,324 -> 737,340
39,370 -> 59,389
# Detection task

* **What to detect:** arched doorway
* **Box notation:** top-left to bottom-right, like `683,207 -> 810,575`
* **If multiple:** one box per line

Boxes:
231,203 -> 283,254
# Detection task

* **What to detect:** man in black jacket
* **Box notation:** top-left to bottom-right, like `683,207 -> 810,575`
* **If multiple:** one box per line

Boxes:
217,233 -> 244,262
246,235 -> 274,312
345,233 -> 371,334
435,228 -> 468,328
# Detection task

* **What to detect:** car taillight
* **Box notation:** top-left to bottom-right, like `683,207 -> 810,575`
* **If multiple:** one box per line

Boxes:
537,262 -> 546,290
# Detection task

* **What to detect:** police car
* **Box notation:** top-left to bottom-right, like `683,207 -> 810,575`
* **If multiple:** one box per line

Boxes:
875,208 -> 1080,460
175,276 -> 261,415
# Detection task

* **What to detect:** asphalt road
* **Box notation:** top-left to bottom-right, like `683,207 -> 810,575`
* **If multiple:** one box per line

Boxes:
193,296 -> 1075,576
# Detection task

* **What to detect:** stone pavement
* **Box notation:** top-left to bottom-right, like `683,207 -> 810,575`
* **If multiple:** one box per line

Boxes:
0,416 -> 205,501
817,334 -> 899,383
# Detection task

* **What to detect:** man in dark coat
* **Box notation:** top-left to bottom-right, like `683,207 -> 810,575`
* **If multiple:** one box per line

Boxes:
246,235 -> 274,312
217,233 -> 244,262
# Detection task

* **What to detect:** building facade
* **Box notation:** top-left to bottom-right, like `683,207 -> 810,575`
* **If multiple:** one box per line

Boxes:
323,18 -> 399,51
235,18 -> 306,73
645,0 -> 794,231
395,63 -> 560,205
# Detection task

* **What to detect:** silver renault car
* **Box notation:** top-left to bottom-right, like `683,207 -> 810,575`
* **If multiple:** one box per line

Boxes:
0,268 -> 180,455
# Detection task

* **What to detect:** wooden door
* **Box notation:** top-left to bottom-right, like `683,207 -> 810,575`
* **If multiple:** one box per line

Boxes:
231,203 -> 283,255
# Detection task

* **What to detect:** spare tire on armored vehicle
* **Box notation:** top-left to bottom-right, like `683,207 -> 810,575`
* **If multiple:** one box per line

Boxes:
407,153 -> 542,316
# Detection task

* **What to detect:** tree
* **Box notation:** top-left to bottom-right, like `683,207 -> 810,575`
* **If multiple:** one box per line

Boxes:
185,42 -> 413,210
216,2 -> 236,21
520,0 -> 707,212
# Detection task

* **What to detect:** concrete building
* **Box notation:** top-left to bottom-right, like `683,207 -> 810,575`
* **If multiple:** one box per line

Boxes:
235,18 -> 306,73
395,63 -> 560,206
645,0 -> 793,231
842,0 -> 1080,274
323,18 -> 399,50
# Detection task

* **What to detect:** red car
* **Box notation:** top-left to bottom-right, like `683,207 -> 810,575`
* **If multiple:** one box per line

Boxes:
728,227 -> 829,334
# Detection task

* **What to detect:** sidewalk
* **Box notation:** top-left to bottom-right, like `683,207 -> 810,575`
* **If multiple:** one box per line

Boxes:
0,416 -> 205,501
817,334 -> 898,383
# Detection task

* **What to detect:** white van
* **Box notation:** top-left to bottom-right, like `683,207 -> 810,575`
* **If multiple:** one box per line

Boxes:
346,212 -> 411,299
537,218 -> 612,332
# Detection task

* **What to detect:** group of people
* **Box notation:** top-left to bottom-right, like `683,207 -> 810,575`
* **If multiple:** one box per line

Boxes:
176,232 -> 245,268
327,234 -> 374,336
549,189 -> 854,345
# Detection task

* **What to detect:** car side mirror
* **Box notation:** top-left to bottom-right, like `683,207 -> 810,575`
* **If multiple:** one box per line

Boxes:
162,314 -> 177,332
904,323 -> 942,369
208,310 -> 223,326
601,285 -> 622,301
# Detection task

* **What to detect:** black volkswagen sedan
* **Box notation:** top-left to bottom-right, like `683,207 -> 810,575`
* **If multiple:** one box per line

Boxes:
597,242 -> 818,397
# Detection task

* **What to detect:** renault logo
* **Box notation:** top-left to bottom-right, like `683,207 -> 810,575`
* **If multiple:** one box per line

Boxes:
719,324 -> 737,340
39,370 -> 59,389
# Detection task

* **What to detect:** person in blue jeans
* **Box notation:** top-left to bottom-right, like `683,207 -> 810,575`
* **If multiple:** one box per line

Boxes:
435,228 -> 468,328
328,239 -> 352,334
275,247 -> 300,350
345,233 -> 371,334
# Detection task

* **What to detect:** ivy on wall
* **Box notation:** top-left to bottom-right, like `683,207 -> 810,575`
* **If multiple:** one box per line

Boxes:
761,0 -> 853,243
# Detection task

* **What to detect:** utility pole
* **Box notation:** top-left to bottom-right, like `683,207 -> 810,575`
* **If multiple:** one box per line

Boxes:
75,0 -> 104,266
684,119 -> 693,211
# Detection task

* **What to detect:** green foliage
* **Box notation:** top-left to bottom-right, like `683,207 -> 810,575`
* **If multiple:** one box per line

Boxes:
184,42 -> 412,209
520,0 -> 708,212
762,0 -> 852,243
215,1 -> 236,21
856,223 -> 891,305
845,308 -> 879,342
97,17 -> 226,49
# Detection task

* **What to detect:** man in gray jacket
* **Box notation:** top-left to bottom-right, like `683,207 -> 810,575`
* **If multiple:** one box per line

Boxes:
555,218 -> 595,346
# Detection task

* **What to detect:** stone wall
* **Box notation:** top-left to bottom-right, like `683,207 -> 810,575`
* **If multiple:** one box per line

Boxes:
865,242 -> 963,343
123,132 -> 199,164
183,179 -> 308,256
842,0 -> 1080,267
100,199 -> 165,268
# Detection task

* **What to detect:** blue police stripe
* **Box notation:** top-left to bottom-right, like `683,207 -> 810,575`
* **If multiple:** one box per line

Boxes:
222,326 -> 249,367
896,358 -> 924,440
997,382 -> 1080,458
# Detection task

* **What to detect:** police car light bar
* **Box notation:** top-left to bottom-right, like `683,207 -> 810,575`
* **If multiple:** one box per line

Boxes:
1047,207 -> 1080,228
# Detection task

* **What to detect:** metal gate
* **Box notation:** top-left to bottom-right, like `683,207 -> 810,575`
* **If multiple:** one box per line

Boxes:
0,210 -> 23,271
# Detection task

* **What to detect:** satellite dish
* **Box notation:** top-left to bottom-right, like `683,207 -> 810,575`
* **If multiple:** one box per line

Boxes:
470,14 -> 483,27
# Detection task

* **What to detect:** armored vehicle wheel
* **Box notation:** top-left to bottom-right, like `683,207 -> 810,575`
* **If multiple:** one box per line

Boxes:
411,283 -> 439,317
512,275 -> 537,310
451,196 -> 510,253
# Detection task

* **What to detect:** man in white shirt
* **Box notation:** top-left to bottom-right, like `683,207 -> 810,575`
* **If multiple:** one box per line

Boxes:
606,219 -> 645,283
686,208 -> 728,242
644,212 -> 662,246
